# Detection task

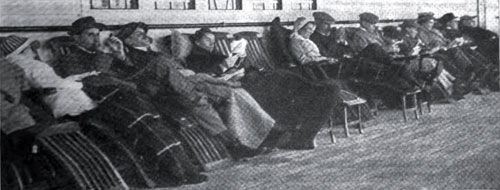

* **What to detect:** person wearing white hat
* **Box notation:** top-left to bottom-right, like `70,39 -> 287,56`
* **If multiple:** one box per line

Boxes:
289,17 -> 338,65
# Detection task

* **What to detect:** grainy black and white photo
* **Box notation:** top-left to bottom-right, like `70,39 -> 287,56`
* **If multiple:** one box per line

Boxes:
1,0 -> 499,189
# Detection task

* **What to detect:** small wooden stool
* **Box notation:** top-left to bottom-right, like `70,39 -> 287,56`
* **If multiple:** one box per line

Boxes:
401,89 -> 421,122
418,91 -> 432,115
329,97 -> 367,143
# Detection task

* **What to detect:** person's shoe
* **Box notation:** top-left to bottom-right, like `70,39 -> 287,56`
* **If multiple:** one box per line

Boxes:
278,140 -> 315,150
184,174 -> 208,184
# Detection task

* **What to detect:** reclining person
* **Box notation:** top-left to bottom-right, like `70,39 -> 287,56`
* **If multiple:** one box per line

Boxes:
397,21 -> 455,97
416,12 -> 491,95
115,23 -> 276,157
309,12 -> 357,78
185,27 -> 355,150
185,27 -> 245,80
436,13 -> 498,92
2,35 -> 97,119
53,17 -> 207,186
349,12 -> 429,107
1,58 -> 39,155
289,17 -> 339,68
459,15 -> 499,64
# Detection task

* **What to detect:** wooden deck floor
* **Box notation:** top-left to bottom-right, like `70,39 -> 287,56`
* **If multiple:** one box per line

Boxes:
153,93 -> 500,190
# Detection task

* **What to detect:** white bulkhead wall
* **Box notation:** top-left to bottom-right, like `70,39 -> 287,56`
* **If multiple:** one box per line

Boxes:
0,0 -> 497,62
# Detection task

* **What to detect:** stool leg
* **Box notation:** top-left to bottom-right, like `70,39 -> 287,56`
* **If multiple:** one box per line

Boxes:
418,93 -> 423,115
329,116 -> 336,144
427,101 -> 432,113
357,105 -> 363,134
413,94 -> 419,120
402,95 -> 407,122
344,106 -> 349,137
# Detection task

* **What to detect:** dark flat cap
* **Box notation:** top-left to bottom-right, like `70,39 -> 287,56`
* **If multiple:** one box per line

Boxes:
116,22 -> 148,40
417,12 -> 435,23
460,15 -> 477,21
68,16 -> 105,35
438,13 -> 458,24
400,20 -> 419,29
313,12 -> 335,23
359,12 -> 379,24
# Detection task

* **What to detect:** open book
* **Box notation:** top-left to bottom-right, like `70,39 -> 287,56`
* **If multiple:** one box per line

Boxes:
218,67 -> 245,81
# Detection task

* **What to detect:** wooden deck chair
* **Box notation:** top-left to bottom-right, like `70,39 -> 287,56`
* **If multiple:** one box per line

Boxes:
233,31 -> 276,71
48,35 -> 231,173
35,122 -> 129,190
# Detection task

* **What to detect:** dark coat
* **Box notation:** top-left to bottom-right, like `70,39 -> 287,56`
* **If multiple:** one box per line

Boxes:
185,45 -> 227,76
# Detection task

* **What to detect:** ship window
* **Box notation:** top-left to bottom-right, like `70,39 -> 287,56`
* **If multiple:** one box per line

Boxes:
253,0 -> 282,10
155,0 -> 195,10
208,0 -> 242,10
290,0 -> 316,10
91,0 -> 139,9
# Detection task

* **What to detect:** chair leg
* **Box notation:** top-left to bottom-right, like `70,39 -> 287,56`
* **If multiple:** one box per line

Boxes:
418,94 -> 423,115
402,95 -> 408,122
427,101 -> 432,113
329,116 -> 336,144
357,105 -> 363,134
413,94 -> 419,120
344,106 -> 349,137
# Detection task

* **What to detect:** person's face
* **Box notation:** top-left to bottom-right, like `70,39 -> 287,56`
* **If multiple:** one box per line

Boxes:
299,23 -> 316,39
74,28 -> 100,51
124,28 -> 152,48
422,19 -> 435,30
361,21 -> 376,32
195,33 -> 215,52
447,19 -> 459,30
316,21 -> 332,33
461,19 -> 476,27
405,27 -> 418,38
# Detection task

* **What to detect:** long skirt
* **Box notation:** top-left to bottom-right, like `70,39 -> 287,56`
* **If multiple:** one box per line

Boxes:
196,82 -> 275,149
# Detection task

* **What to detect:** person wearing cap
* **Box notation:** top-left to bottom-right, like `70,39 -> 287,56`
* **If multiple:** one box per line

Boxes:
289,17 -> 338,65
416,13 -> 496,94
397,21 -> 447,94
459,15 -> 477,28
0,35 -> 97,119
55,18 -> 208,186
53,16 -> 129,79
309,12 -> 352,58
459,15 -> 499,66
351,12 -> 400,53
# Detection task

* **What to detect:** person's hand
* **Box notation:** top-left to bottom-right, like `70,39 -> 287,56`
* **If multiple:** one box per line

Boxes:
104,36 -> 126,60
66,71 -> 101,81
327,57 -> 339,64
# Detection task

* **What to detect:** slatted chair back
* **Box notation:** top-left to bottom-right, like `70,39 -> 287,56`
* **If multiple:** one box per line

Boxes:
233,31 -> 275,71
36,122 -> 129,190
212,32 -> 232,56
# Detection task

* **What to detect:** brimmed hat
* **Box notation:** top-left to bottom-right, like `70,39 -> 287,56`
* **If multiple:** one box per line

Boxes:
359,12 -> 379,24
417,12 -> 435,23
460,15 -> 477,21
293,17 -> 309,32
0,35 -> 34,58
313,12 -> 335,23
438,13 -> 458,24
400,20 -> 419,29
68,16 -> 106,35
116,22 -> 149,40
